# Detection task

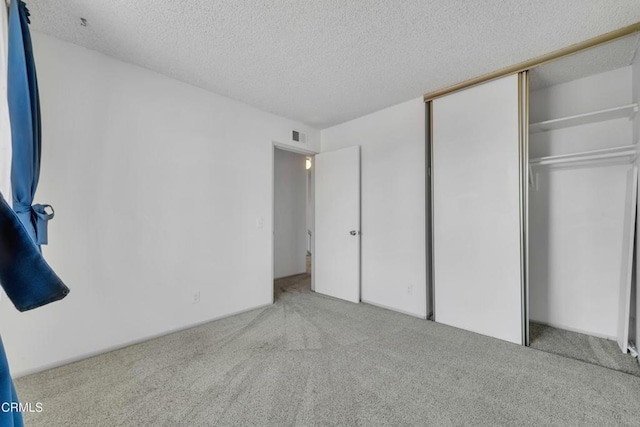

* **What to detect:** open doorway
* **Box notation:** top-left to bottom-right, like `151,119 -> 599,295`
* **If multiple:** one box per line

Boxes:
273,145 -> 315,302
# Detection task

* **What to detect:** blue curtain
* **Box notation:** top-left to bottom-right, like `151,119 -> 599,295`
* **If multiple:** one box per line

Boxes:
0,193 -> 69,312
1,2 -> 69,424
7,0 -> 53,247
0,192 -> 69,426
0,336 -> 22,427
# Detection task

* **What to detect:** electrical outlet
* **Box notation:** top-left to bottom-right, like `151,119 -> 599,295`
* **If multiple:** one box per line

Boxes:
407,285 -> 413,295
192,291 -> 200,304
256,217 -> 264,229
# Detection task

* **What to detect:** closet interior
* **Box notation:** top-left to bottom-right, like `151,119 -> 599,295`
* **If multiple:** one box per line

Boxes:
527,33 -> 640,375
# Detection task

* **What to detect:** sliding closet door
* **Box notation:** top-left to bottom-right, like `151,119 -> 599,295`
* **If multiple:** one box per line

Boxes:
432,74 -> 524,345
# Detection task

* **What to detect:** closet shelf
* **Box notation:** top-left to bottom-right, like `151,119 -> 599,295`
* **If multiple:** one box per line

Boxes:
529,104 -> 638,134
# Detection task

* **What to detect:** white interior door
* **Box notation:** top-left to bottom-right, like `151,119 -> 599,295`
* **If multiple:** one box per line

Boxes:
432,74 -> 524,345
315,146 -> 360,303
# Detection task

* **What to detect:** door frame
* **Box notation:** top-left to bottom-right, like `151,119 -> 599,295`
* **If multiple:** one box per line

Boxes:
271,142 -> 318,303
425,102 -> 434,320
518,71 -> 530,346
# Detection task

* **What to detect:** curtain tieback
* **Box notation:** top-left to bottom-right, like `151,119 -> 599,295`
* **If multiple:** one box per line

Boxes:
13,203 -> 54,245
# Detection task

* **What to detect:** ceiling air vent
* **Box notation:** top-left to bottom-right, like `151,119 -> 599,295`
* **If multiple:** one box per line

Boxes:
292,130 -> 306,144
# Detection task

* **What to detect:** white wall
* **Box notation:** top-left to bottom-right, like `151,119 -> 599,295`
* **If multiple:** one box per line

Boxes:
321,98 -> 427,318
0,33 -> 319,377
274,148 -> 307,278
529,67 -> 634,338
529,67 -> 633,124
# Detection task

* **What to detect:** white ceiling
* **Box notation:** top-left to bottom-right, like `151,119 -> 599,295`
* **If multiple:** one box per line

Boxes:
25,1 -> 640,128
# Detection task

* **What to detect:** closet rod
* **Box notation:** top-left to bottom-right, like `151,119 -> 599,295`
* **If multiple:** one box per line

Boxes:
530,145 -> 636,163
530,146 -> 637,166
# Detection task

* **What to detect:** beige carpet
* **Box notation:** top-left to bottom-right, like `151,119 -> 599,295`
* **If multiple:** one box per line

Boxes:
15,274 -> 640,426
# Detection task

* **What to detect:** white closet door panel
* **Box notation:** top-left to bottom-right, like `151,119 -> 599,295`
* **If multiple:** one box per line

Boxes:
617,166 -> 637,352
433,74 -> 523,345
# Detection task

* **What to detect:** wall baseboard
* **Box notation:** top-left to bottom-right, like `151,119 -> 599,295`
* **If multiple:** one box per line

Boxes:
12,302 -> 272,379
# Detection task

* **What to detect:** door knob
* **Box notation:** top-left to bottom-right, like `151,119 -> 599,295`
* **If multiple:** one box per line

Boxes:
350,230 -> 358,236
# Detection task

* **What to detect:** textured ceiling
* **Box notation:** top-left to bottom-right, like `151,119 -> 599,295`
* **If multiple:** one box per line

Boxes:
530,34 -> 640,90
24,0 -> 640,128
